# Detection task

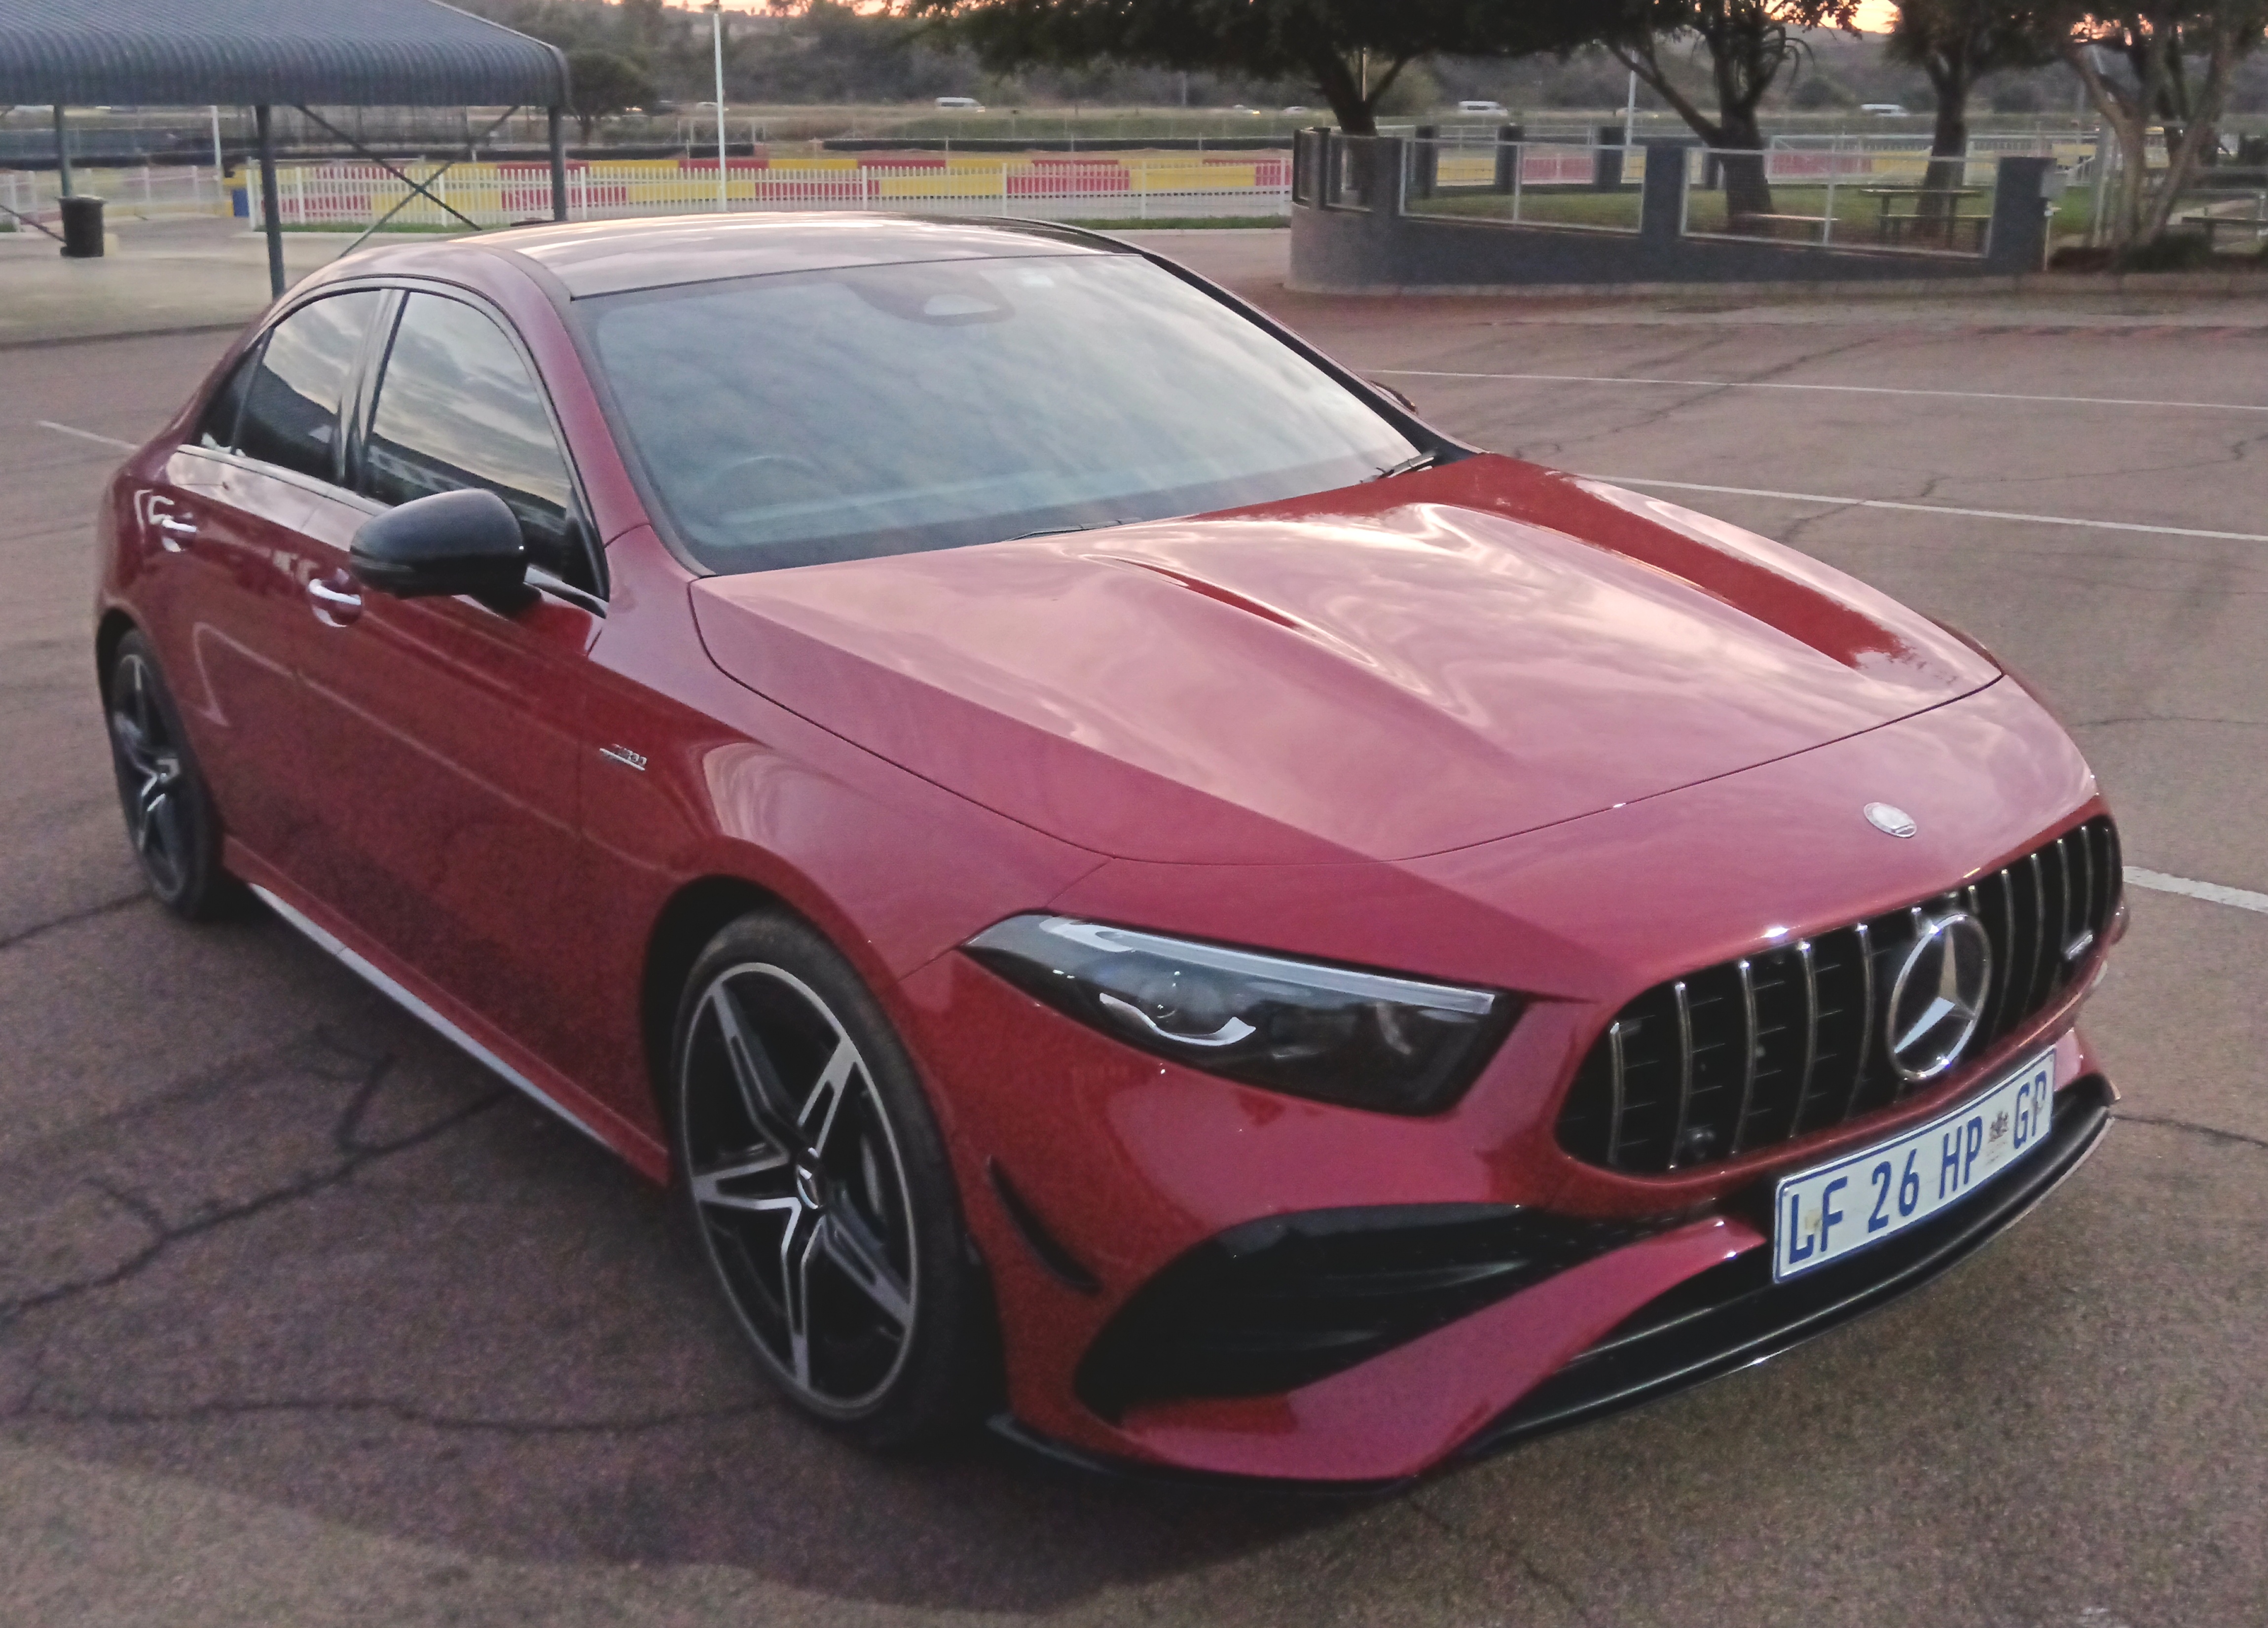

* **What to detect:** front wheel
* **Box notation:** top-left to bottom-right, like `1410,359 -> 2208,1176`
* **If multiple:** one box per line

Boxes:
669,910 -> 994,1448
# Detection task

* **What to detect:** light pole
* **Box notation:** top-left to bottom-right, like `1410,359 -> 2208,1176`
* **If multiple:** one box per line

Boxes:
707,1 -> 728,211
1623,71 -> 1638,150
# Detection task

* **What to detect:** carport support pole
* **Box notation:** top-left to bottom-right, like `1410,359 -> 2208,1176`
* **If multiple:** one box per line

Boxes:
53,105 -> 72,198
256,105 -> 286,300
549,107 -> 568,222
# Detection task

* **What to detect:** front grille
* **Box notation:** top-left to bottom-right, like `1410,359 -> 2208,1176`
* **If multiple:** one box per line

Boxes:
1556,816 -> 2121,1174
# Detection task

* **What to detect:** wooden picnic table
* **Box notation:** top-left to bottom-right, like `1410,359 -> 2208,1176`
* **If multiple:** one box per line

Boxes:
2173,192 -> 2268,245
1858,186 -> 1988,249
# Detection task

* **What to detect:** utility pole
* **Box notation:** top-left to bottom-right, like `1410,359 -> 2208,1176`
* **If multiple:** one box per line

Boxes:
1623,71 -> 1638,149
707,0 -> 728,211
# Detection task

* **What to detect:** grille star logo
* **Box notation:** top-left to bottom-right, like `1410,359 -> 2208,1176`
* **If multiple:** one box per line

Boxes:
1885,909 -> 1993,1083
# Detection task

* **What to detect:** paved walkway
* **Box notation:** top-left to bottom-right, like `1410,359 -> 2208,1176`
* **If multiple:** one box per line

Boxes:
0,217 -> 384,345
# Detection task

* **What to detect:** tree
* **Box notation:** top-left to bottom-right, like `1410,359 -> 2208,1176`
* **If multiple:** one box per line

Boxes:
566,47 -> 658,143
1887,1 -> 2056,211
2046,1 -> 2268,251
904,0 -> 1600,136
1597,1 -> 1862,217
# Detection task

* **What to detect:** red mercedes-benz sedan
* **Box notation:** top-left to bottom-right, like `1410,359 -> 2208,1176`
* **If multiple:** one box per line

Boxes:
94,214 -> 2122,1486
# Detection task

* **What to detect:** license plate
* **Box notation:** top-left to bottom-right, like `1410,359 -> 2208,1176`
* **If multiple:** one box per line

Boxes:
1772,1049 -> 2058,1281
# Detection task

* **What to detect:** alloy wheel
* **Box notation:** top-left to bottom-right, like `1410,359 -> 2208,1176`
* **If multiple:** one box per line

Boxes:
679,961 -> 920,1415
108,650 -> 191,900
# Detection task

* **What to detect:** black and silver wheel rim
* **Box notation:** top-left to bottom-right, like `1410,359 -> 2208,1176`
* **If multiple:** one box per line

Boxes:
107,651 -> 190,899
680,962 -> 919,1415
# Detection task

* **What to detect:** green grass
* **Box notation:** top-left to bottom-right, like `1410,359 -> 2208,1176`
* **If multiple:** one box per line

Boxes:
1408,188 -> 1644,229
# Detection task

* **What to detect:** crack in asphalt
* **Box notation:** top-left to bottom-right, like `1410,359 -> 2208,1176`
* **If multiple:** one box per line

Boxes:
1485,331 -> 1890,463
0,1046 -> 509,1326
1771,501 -> 1863,550
2110,1112 -> 2268,1153
1405,1495 -> 1601,1627
0,891 -> 147,955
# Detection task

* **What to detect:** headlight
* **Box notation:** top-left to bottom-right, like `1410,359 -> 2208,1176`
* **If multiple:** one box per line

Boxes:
963,915 -> 1517,1115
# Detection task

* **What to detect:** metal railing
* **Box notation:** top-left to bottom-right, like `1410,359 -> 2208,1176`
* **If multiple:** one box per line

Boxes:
1681,148 -> 1997,255
1401,138 -> 1645,232
0,165 -> 231,229
247,154 -> 1291,229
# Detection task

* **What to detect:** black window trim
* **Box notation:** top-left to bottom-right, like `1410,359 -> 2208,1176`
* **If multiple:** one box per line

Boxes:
194,275 -> 608,612
349,279 -> 608,608
196,287 -> 389,493
196,337 -> 268,460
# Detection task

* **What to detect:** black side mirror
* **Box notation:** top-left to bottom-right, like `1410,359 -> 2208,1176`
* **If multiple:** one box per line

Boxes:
350,489 -> 528,601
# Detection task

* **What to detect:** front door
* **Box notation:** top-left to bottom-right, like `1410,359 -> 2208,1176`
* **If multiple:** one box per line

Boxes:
285,289 -> 603,1080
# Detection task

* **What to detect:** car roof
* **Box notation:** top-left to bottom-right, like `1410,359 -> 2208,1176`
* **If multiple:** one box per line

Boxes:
414,213 -> 1128,299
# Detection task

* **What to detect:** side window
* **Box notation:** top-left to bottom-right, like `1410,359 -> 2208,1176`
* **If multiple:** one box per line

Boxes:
196,346 -> 261,452
362,293 -> 585,586
236,291 -> 383,482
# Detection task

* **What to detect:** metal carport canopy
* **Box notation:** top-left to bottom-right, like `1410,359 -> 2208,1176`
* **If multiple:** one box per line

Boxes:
0,0 -> 572,291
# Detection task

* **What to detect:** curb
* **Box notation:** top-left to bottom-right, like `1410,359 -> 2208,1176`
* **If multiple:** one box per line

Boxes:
1283,269 -> 2268,302
0,320 -> 250,353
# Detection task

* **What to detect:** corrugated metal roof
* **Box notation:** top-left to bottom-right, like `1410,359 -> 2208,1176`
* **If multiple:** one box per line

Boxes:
0,0 -> 569,108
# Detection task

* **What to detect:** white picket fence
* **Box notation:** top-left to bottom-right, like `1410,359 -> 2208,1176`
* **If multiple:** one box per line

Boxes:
0,166 -> 230,230
248,155 -> 1294,230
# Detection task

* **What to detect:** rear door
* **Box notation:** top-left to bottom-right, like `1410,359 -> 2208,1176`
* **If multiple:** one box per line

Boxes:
286,288 -> 604,1077
142,290 -> 387,866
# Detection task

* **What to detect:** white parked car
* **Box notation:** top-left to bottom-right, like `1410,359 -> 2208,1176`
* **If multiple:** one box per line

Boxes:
935,97 -> 984,110
1459,100 -> 1509,116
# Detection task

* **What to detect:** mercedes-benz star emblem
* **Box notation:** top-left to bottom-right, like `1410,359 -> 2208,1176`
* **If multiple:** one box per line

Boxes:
1886,910 -> 1993,1082
1865,802 -> 1920,838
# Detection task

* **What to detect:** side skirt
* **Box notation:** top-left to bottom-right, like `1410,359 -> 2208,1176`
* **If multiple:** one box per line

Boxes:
232,845 -> 669,1181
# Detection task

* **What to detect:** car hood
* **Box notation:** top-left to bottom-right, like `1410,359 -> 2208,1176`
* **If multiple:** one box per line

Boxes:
688,455 -> 1999,866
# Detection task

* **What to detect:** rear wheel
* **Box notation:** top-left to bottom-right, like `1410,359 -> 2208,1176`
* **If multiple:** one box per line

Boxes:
670,910 -> 992,1447
104,632 -> 244,920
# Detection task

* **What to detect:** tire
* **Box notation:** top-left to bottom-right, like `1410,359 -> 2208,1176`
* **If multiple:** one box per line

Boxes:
103,631 -> 246,922
669,909 -> 994,1449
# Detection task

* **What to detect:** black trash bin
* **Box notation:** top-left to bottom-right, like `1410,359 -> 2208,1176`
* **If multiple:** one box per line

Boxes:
59,193 -> 105,258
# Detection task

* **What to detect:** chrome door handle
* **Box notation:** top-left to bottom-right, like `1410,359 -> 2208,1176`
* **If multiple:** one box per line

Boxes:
155,514 -> 198,539
307,576 -> 363,626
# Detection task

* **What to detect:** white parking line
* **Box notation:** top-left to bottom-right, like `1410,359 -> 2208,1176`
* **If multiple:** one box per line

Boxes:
2124,868 -> 2268,915
37,420 -> 137,451
1378,370 -> 2268,415
1580,475 -> 2268,545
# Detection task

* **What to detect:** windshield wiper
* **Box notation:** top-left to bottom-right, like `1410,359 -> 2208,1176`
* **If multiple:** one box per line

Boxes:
1371,450 -> 1440,481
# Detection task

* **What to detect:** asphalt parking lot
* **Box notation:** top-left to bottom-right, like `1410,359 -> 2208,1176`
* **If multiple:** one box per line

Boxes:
3,233 -> 2265,1628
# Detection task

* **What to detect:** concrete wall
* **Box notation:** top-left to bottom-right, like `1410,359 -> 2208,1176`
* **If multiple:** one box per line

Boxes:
1289,138 -> 2053,293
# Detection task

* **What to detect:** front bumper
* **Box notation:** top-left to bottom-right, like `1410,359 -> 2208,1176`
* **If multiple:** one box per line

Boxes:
993,1069 -> 2113,1489
1462,1069 -> 2113,1460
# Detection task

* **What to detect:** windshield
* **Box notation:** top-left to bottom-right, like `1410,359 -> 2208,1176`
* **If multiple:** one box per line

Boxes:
580,252 -> 1419,573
